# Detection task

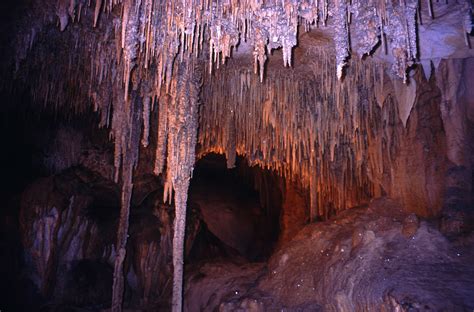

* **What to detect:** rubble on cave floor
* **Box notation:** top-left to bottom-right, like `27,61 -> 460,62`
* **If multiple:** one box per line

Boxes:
184,198 -> 474,312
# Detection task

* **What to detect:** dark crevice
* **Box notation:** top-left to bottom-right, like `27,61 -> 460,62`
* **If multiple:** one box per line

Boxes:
187,153 -> 282,263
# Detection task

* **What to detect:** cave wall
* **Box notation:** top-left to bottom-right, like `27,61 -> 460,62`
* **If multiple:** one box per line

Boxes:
18,169 -> 118,304
436,58 -> 474,233
16,166 -> 183,309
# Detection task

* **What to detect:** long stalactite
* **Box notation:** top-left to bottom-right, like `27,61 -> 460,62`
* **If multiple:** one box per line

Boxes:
110,90 -> 142,311
160,62 -> 201,312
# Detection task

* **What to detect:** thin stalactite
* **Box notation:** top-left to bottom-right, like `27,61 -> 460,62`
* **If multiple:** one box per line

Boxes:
111,90 -> 142,312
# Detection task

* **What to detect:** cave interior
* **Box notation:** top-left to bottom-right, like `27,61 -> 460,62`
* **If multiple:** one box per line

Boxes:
1,0 -> 474,311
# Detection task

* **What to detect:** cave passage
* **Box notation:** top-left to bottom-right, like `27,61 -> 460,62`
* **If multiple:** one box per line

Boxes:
187,153 -> 282,263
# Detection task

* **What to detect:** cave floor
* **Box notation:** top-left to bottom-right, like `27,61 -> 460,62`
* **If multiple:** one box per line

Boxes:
183,198 -> 474,311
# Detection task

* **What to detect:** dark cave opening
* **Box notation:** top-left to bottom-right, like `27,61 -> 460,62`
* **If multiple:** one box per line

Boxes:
187,153 -> 282,263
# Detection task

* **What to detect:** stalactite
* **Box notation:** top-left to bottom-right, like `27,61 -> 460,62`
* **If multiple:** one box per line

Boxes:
110,91 -> 142,312
94,0 -> 102,27
14,0 -> 429,113
141,95 -> 151,147
384,0 -> 418,82
333,0 -> 349,80
427,0 -> 433,19
461,1 -> 473,48
351,1 -> 381,57
225,113 -> 237,169
154,94 -> 170,175
111,168 -> 132,312
57,0 -> 70,31
161,62 -> 201,312
198,49 -> 402,220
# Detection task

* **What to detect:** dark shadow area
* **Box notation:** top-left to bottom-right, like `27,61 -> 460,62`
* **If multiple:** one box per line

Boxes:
0,92 -> 117,310
188,153 -> 282,263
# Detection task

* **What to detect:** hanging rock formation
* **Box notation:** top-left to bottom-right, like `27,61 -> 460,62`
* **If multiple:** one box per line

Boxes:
198,51 -> 452,220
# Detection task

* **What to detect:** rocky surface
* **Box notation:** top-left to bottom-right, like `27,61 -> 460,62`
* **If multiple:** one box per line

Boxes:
184,198 -> 474,311
19,169 -> 117,299
4,136 -> 474,311
16,167 -> 179,310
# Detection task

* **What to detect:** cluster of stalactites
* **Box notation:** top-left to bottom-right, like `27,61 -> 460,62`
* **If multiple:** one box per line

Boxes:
198,49 -> 398,221
96,0 -> 419,83
107,58 -> 201,312
15,0 -> 460,220
154,62 -> 201,205
349,0 -> 418,82
16,0 -> 428,98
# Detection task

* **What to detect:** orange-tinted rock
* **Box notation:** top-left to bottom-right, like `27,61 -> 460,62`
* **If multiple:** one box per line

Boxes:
279,183 -> 308,246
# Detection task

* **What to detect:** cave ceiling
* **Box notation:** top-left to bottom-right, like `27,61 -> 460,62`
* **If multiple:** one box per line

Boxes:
11,0 -> 474,81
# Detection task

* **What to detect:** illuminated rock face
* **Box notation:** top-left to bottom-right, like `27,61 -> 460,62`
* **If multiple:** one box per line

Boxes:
18,168 -> 118,302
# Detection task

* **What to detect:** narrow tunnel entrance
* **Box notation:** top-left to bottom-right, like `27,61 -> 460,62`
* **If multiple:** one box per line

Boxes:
187,153 -> 282,263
